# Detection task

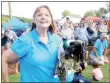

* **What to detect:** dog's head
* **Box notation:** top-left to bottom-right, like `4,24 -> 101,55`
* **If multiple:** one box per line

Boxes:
63,40 -> 84,62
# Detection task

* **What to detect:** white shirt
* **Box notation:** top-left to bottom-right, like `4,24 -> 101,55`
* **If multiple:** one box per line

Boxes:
99,24 -> 108,33
6,30 -> 17,40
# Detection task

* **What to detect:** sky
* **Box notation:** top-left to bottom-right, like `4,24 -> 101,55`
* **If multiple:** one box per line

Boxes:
2,2 -> 107,20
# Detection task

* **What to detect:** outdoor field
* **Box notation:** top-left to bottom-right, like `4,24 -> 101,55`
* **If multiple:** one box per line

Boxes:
9,55 -> 110,82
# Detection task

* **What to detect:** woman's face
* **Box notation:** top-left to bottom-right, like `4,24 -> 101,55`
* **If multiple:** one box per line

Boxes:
34,8 -> 52,29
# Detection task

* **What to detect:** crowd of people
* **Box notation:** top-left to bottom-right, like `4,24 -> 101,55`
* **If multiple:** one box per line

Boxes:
2,5 -> 110,82
55,16 -> 110,82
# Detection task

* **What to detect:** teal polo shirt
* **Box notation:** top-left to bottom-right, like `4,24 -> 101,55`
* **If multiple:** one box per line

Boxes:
90,39 -> 108,57
11,28 -> 62,82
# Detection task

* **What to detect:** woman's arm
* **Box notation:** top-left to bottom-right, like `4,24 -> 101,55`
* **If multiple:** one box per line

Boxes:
2,49 -> 19,82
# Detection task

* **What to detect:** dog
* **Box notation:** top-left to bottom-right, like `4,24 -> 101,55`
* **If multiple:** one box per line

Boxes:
54,39 -> 85,82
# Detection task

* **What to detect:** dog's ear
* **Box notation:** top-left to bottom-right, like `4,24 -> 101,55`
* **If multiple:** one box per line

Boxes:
62,38 -> 66,41
70,41 -> 75,46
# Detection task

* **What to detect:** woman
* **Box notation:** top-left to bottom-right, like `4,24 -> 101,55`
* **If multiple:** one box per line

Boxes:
77,21 -> 91,42
61,23 -> 73,40
2,5 -> 62,82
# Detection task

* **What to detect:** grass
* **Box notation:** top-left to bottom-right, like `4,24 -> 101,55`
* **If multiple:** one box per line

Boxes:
82,62 -> 110,82
9,73 -> 20,82
9,56 -> 110,82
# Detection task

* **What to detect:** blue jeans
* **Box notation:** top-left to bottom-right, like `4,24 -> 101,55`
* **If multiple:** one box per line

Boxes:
71,72 -> 91,83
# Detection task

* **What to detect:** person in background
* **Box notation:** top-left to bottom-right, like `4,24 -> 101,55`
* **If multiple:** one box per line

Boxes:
107,20 -> 110,44
91,61 -> 103,81
2,5 -> 63,82
69,21 -> 75,39
90,33 -> 109,65
77,21 -> 91,43
98,20 -> 108,38
64,17 -> 71,25
5,26 -> 18,43
71,62 -> 91,83
87,22 -> 98,46
55,21 -> 62,34
91,22 -> 98,38
1,31 -> 8,53
60,23 -> 73,40
77,21 -> 91,60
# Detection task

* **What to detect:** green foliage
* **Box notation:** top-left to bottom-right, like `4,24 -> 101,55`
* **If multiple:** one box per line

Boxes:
94,10 -> 98,17
62,10 -> 81,18
2,15 -> 10,26
84,10 -> 95,17
62,10 -> 71,17
17,17 -> 32,23
98,7 -> 108,16
2,15 -> 32,26
84,7 -> 108,17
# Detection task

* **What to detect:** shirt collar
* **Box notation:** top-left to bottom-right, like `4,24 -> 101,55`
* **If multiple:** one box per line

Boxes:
31,28 -> 52,43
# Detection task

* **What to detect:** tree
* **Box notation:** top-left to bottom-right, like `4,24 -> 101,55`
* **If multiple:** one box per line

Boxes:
84,10 -> 95,17
84,7 -> 108,17
18,17 -> 32,23
2,15 -> 10,26
62,10 -> 71,17
98,7 -> 108,16
94,11 -> 100,17
2,15 -> 32,27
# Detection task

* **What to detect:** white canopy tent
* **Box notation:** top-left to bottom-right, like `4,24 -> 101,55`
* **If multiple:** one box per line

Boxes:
59,16 -> 81,25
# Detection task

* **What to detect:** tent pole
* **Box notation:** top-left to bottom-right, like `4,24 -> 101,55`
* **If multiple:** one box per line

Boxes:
8,1 -> 12,19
